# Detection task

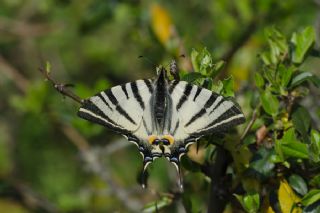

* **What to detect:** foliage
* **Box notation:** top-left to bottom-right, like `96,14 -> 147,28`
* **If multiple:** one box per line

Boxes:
0,0 -> 319,212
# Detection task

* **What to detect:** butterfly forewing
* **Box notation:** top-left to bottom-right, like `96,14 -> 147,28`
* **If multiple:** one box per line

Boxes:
168,80 -> 245,141
78,79 -> 153,139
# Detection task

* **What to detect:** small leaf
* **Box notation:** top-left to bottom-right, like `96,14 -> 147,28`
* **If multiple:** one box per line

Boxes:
309,130 -> 320,163
211,80 -> 223,94
199,48 -> 213,76
310,174 -> 320,188
292,106 -> 310,143
45,61 -> 51,74
249,147 -> 275,179
235,193 -> 260,213
191,48 -> 200,73
290,72 -> 313,88
221,76 -> 235,97
301,189 -> 320,206
209,60 -> 225,79
289,174 -> 308,196
291,26 -> 315,64
278,179 -> 302,213
260,89 -> 279,117
278,128 -> 309,159
254,72 -> 265,89
181,72 -> 205,83
278,64 -> 294,88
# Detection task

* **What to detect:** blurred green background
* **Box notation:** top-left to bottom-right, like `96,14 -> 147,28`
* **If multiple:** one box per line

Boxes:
0,0 -> 319,212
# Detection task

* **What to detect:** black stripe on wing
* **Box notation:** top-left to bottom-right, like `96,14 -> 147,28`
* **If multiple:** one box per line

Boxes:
169,80 -> 179,94
192,105 -> 245,137
185,93 -> 220,127
97,93 -> 113,110
103,90 -> 137,125
193,86 -> 202,101
78,100 -> 127,132
176,84 -> 193,110
204,105 -> 245,130
144,79 -> 153,94
121,84 -> 129,99
131,81 -> 145,109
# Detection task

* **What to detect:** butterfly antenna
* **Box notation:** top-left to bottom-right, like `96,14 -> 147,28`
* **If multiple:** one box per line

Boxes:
138,55 -> 158,69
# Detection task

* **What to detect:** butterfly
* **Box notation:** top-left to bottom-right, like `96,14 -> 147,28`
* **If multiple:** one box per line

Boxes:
77,65 -> 245,188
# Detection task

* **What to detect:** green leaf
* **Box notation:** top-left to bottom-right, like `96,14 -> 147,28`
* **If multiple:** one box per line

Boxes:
301,189 -> 320,206
235,193 -> 260,213
249,147 -> 275,179
292,106 -> 310,143
309,129 -> 320,163
260,89 -> 279,117
199,48 -> 213,76
221,76 -> 235,97
291,26 -> 315,64
209,60 -> 225,79
278,64 -> 294,88
254,72 -> 265,89
289,174 -> 308,196
261,27 -> 288,65
181,72 -> 205,83
278,128 -> 309,159
191,48 -> 200,73
211,80 -> 223,94
290,72 -> 311,87
310,174 -> 320,188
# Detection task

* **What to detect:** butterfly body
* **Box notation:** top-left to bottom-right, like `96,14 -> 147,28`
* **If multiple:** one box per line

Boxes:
78,66 -> 245,188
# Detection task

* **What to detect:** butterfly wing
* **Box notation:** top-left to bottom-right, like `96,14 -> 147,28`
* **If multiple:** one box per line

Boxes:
167,80 -> 245,160
78,79 -> 154,144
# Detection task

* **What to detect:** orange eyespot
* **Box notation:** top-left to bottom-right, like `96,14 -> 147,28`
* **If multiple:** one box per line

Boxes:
148,135 -> 157,145
162,135 -> 174,145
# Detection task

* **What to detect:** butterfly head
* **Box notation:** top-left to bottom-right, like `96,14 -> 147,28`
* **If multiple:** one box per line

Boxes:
147,134 -> 174,156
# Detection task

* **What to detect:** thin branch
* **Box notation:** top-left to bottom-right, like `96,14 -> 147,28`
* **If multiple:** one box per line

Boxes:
10,179 -> 59,213
240,104 -> 260,142
0,55 -> 29,92
207,146 -> 231,213
39,67 -> 84,104
0,16 -> 50,37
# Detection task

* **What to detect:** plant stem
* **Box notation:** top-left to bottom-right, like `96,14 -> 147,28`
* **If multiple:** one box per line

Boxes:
207,146 -> 231,213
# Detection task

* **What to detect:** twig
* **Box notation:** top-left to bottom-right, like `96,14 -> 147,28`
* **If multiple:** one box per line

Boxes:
240,105 -> 260,142
0,55 -> 29,92
11,179 -> 59,213
39,67 -> 84,104
0,16 -> 50,37
207,146 -> 232,213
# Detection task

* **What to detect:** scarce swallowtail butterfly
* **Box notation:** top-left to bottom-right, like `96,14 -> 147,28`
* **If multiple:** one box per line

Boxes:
77,65 -> 245,188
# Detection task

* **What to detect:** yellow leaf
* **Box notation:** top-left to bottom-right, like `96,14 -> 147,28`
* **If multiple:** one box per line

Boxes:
266,206 -> 275,213
150,3 -> 173,46
278,179 -> 302,213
